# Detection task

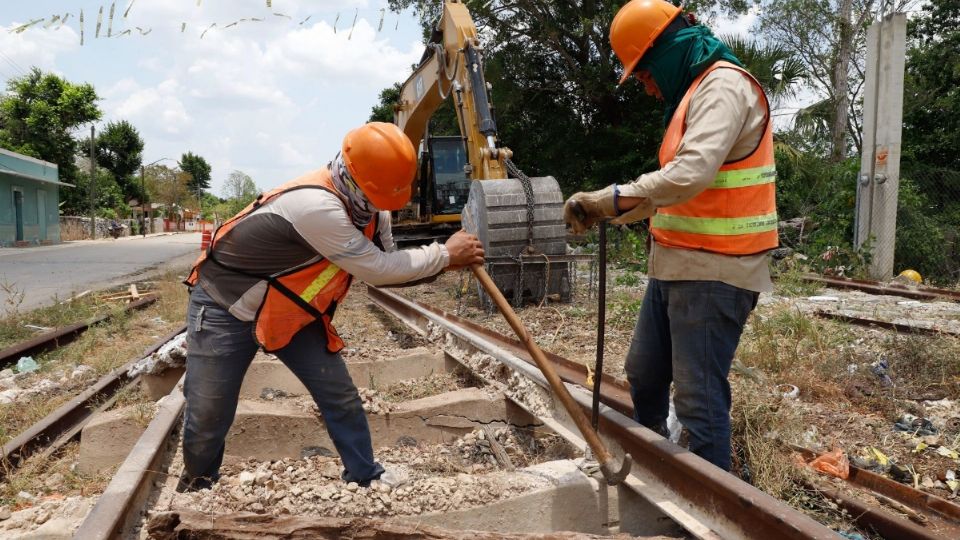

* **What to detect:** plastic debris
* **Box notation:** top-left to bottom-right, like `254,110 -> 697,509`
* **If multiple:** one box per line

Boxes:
127,332 -> 187,377
809,448 -> 850,479
807,296 -> 841,302
871,358 -> 893,387
16,356 -> 39,373
778,384 -> 800,399
894,414 -> 938,436
936,446 -> 959,460
837,532 -> 866,540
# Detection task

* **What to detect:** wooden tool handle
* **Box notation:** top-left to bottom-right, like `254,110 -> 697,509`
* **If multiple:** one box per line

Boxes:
470,264 -> 614,465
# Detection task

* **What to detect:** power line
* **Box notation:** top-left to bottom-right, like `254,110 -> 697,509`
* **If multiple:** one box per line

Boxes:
0,51 -> 27,77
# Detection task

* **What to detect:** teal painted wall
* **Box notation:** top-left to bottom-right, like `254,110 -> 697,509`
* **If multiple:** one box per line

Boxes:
0,152 -> 62,246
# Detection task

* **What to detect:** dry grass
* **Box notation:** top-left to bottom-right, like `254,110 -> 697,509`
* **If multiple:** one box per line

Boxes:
0,270 -> 188,507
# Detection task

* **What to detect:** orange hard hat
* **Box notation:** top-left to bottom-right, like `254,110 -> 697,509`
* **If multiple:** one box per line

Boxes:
610,0 -> 682,85
341,122 -> 417,211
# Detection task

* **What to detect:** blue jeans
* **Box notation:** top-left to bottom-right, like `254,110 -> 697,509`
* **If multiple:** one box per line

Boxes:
178,285 -> 383,491
624,279 -> 758,471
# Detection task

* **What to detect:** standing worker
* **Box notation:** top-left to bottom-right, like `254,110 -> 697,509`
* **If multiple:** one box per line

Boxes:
179,122 -> 485,491
564,0 -> 777,471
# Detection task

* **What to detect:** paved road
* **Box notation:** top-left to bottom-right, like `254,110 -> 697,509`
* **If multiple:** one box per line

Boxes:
0,233 -> 200,313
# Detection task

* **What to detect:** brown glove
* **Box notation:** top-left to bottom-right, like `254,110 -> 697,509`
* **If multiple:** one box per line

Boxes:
563,185 -> 617,234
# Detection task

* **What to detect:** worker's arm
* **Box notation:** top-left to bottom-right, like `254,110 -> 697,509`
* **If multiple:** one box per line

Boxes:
612,69 -> 755,224
292,193 -> 481,286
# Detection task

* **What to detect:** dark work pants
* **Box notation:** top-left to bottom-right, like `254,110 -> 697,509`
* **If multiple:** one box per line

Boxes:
624,279 -> 758,471
178,285 -> 383,491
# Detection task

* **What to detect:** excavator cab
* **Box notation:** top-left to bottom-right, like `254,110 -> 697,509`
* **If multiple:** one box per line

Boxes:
426,136 -> 471,217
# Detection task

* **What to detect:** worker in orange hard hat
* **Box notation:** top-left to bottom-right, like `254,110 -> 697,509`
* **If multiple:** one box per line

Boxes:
179,122 -> 484,492
564,0 -> 778,472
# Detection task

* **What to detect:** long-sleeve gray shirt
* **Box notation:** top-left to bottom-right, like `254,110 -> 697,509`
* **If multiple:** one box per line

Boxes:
198,186 -> 449,321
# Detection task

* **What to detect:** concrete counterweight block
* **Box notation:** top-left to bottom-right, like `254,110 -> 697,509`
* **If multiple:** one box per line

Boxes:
462,176 -> 571,305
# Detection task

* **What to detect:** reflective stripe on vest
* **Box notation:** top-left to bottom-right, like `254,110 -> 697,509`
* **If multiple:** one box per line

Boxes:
300,263 -> 342,302
651,212 -> 778,236
650,61 -> 779,256
711,165 -> 776,189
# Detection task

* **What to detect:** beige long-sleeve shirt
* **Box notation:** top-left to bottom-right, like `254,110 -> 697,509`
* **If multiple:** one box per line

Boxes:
613,67 -> 774,293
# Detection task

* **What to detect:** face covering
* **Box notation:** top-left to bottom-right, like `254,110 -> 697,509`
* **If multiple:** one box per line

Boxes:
637,24 -> 744,126
330,154 -> 377,229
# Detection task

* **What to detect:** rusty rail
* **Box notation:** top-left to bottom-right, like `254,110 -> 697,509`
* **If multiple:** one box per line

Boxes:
0,295 -> 158,369
0,324 -> 186,478
802,274 -> 960,303
367,285 -> 835,539
814,310 -> 960,337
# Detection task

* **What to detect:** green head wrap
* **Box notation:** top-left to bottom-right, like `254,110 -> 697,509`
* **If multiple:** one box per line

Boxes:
637,24 -> 743,126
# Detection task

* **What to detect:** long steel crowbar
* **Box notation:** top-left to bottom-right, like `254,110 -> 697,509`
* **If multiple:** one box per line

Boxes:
470,262 -> 632,485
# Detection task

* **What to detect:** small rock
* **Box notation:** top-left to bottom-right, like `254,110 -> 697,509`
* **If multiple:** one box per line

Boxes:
341,493 -> 353,503
922,476 -> 936,489
254,470 -> 271,485
346,482 -> 359,492
250,502 -> 265,512
238,471 -> 256,485
17,491 -> 35,502
71,365 -> 95,379
290,487 -> 302,497
0,506 -> 10,520
33,511 -> 50,525
44,472 -> 65,489
0,368 -> 13,378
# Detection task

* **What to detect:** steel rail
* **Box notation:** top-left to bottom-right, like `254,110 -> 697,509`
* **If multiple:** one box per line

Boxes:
367,285 -> 835,539
74,373 -> 185,540
802,274 -> 960,303
0,323 -> 186,478
0,295 -> 158,369
814,310 -> 960,337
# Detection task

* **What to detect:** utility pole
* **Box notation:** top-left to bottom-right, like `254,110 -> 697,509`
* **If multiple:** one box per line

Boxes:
141,165 -> 147,237
89,125 -> 96,239
854,13 -> 907,280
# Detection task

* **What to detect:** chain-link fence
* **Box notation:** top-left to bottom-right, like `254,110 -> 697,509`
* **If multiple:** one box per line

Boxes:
894,163 -> 960,284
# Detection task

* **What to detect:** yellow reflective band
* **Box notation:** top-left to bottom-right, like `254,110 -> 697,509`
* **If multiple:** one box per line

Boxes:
300,264 -> 341,302
652,212 -> 779,236
711,165 -> 777,189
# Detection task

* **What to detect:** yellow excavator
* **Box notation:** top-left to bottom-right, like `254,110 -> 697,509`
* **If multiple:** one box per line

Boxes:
392,0 -> 570,304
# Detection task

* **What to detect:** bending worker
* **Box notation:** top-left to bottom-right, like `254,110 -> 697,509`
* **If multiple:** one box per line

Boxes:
565,0 -> 777,471
179,122 -> 485,491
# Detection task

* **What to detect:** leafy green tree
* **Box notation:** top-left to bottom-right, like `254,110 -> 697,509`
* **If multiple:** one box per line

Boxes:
221,170 -> 260,216
719,35 -> 806,103
93,120 -> 144,202
0,68 -> 101,193
180,151 -> 212,195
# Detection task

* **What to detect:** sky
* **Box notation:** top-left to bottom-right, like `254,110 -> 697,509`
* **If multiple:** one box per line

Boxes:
0,1 -> 762,196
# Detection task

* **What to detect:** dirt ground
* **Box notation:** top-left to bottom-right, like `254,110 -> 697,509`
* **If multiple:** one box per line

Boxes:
358,267 -> 960,535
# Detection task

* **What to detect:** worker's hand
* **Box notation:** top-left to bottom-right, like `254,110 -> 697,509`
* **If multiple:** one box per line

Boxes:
564,186 -> 617,234
444,230 -> 485,270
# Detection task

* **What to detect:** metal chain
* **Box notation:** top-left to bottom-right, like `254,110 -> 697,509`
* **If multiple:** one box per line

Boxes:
504,157 -> 537,308
504,157 -> 536,251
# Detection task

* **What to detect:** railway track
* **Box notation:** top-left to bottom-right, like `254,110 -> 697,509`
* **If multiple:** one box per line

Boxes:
0,295 -> 158,369
0,324 -> 186,479
65,285 -> 960,539
801,274 -> 960,303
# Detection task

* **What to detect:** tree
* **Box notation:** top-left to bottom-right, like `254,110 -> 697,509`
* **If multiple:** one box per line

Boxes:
719,35 -> 807,104
144,163 -> 191,215
221,170 -> 259,216
386,1 -> 665,195
751,0 -> 919,160
93,120 -> 144,202
0,68 -> 101,191
180,151 -> 212,195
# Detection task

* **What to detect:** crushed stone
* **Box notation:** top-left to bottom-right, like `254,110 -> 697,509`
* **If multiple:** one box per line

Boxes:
0,496 -> 93,539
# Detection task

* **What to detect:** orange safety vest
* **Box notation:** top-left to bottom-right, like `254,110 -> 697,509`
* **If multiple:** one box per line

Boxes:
649,61 -> 778,256
186,168 -> 377,353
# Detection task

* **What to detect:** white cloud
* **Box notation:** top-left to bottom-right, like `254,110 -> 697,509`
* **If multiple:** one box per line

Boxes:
2,2 -> 426,195
0,23 -> 79,77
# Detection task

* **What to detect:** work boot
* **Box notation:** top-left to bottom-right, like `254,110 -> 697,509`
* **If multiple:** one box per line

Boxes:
176,472 -> 217,493
373,466 -> 410,489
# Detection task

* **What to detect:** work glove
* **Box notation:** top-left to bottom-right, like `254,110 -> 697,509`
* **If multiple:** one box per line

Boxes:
563,185 -> 617,235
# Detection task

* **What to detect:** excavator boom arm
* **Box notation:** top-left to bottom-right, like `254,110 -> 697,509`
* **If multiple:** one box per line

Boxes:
394,0 -> 507,180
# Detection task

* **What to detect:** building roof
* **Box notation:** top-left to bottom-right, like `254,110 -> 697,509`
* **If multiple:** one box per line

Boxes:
0,147 -> 73,187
